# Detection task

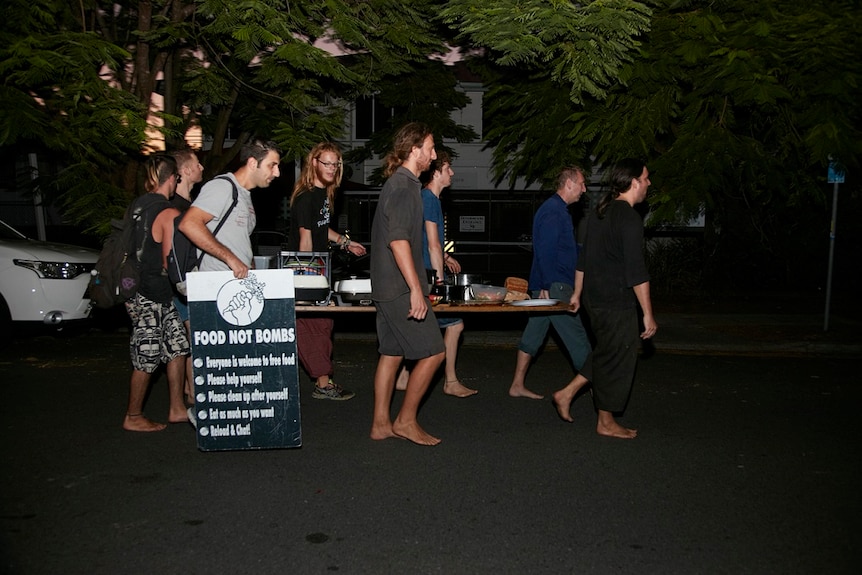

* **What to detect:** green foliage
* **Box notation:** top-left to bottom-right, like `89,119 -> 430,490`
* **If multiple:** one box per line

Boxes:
5,0 -> 856,292
0,0 -> 461,235
0,0 -> 150,228
441,0 -> 652,103
450,0 -> 862,288
645,237 -> 706,295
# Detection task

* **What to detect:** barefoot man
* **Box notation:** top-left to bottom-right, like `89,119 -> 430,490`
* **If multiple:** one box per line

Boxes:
552,159 -> 658,439
369,122 -> 445,446
123,154 -> 190,431
509,167 -> 592,399
395,151 -> 476,398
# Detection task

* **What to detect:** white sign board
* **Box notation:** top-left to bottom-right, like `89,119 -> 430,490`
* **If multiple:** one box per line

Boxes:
187,269 -> 301,451
459,215 -> 486,233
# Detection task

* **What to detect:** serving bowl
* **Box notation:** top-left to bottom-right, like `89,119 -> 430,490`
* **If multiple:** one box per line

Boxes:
333,277 -> 371,294
469,284 -> 507,302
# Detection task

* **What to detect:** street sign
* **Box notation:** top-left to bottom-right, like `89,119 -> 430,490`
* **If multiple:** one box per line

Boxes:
827,161 -> 845,184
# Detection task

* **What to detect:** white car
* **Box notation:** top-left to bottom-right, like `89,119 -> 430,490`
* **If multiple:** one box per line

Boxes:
0,219 -> 99,340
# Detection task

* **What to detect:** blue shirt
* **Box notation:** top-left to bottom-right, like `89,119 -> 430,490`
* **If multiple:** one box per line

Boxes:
421,188 -> 444,272
528,193 -> 578,291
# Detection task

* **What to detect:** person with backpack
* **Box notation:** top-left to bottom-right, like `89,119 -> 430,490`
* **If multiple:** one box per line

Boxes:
123,154 -> 190,432
179,139 -> 282,279
287,142 -> 366,401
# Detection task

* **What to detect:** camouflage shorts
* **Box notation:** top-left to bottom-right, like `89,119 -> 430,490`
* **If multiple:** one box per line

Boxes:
125,293 -> 190,373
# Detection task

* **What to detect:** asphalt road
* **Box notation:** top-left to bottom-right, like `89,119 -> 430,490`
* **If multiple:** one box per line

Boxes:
1,328 -> 859,574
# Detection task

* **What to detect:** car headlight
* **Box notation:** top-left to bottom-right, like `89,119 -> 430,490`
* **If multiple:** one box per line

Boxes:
13,259 -> 95,279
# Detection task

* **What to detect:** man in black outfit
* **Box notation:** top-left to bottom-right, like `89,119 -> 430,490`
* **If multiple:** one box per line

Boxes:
551,158 -> 658,439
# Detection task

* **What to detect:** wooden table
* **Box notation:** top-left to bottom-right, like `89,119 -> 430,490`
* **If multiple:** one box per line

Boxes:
295,302 -> 572,314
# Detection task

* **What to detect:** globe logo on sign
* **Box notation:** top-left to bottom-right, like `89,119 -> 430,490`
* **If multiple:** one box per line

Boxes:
216,273 -> 266,326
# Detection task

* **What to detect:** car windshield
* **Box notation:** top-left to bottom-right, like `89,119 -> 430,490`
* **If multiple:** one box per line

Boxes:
0,219 -> 29,241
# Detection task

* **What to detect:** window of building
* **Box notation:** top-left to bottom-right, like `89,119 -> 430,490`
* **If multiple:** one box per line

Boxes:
354,95 -> 394,140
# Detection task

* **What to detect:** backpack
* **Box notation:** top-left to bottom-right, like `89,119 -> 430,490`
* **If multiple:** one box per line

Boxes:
167,176 -> 239,296
88,202 -> 149,309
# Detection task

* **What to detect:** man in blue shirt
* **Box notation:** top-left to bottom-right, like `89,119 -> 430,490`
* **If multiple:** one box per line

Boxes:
509,167 -> 592,399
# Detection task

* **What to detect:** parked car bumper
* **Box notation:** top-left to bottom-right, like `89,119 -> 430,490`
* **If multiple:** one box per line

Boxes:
5,266 -> 94,324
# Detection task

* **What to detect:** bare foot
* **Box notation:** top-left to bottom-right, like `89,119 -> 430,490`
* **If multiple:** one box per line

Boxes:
551,390 -> 574,422
443,380 -> 478,397
392,420 -> 441,446
370,422 -> 399,441
168,409 -> 189,424
509,384 -> 544,400
597,420 -> 638,439
123,414 -> 166,432
395,369 -> 409,391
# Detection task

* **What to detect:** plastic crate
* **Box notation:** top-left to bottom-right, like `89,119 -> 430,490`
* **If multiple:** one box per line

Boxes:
277,251 -> 331,305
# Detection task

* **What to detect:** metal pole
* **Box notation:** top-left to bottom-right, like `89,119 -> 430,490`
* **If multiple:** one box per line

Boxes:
823,181 -> 839,332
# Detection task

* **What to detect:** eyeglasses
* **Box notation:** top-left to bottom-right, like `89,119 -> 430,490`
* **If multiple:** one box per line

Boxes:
316,159 -> 343,169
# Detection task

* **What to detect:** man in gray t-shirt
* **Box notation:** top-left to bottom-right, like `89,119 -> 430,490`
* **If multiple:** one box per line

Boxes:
369,122 -> 445,447
180,139 -> 281,278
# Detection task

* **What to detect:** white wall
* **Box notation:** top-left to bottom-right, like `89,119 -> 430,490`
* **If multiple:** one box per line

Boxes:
342,80 -> 542,191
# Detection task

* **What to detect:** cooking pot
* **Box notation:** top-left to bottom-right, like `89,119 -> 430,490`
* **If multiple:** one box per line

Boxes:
333,276 -> 373,306
431,283 -> 473,303
448,273 -> 483,287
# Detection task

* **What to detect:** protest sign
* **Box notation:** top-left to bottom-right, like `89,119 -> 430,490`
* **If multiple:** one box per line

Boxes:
187,269 -> 300,451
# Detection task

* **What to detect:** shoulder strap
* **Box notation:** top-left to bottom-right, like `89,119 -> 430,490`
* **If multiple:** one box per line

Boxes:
128,194 -> 172,262
193,175 -> 240,268
124,198 -> 145,262
210,175 -> 239,238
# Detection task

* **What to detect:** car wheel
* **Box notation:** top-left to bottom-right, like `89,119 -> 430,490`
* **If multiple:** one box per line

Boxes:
0,295 -> 12,348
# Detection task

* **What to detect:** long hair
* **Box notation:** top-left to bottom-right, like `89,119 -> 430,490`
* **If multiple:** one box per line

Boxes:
291,142 -> 343,208
383,122 -> 433,178
145,154 -> 177,193
597,158 -> 646,218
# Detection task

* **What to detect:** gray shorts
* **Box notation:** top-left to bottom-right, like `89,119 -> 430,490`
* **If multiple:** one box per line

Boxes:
375,292 -> 445,360
125,294 -> 190,373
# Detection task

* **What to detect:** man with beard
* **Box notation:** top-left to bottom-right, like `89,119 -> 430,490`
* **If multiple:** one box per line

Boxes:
369,122 -> 445,446
180,138 -> 281,279
287,142 -> 366,400
552,159 -> 657,439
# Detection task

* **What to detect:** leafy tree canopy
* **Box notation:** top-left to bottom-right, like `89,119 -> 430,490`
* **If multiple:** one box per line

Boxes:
445,0 -> 862,287
1,0 -> 456,233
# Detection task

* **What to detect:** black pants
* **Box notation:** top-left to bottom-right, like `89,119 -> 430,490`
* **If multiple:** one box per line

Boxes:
580,306 -> 639,412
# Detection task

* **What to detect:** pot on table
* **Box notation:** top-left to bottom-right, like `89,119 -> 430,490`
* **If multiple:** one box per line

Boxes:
446,273 -> 482,302
431,283 -> 473,303
448,273 -> 482,287
333,276 -> 373,306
